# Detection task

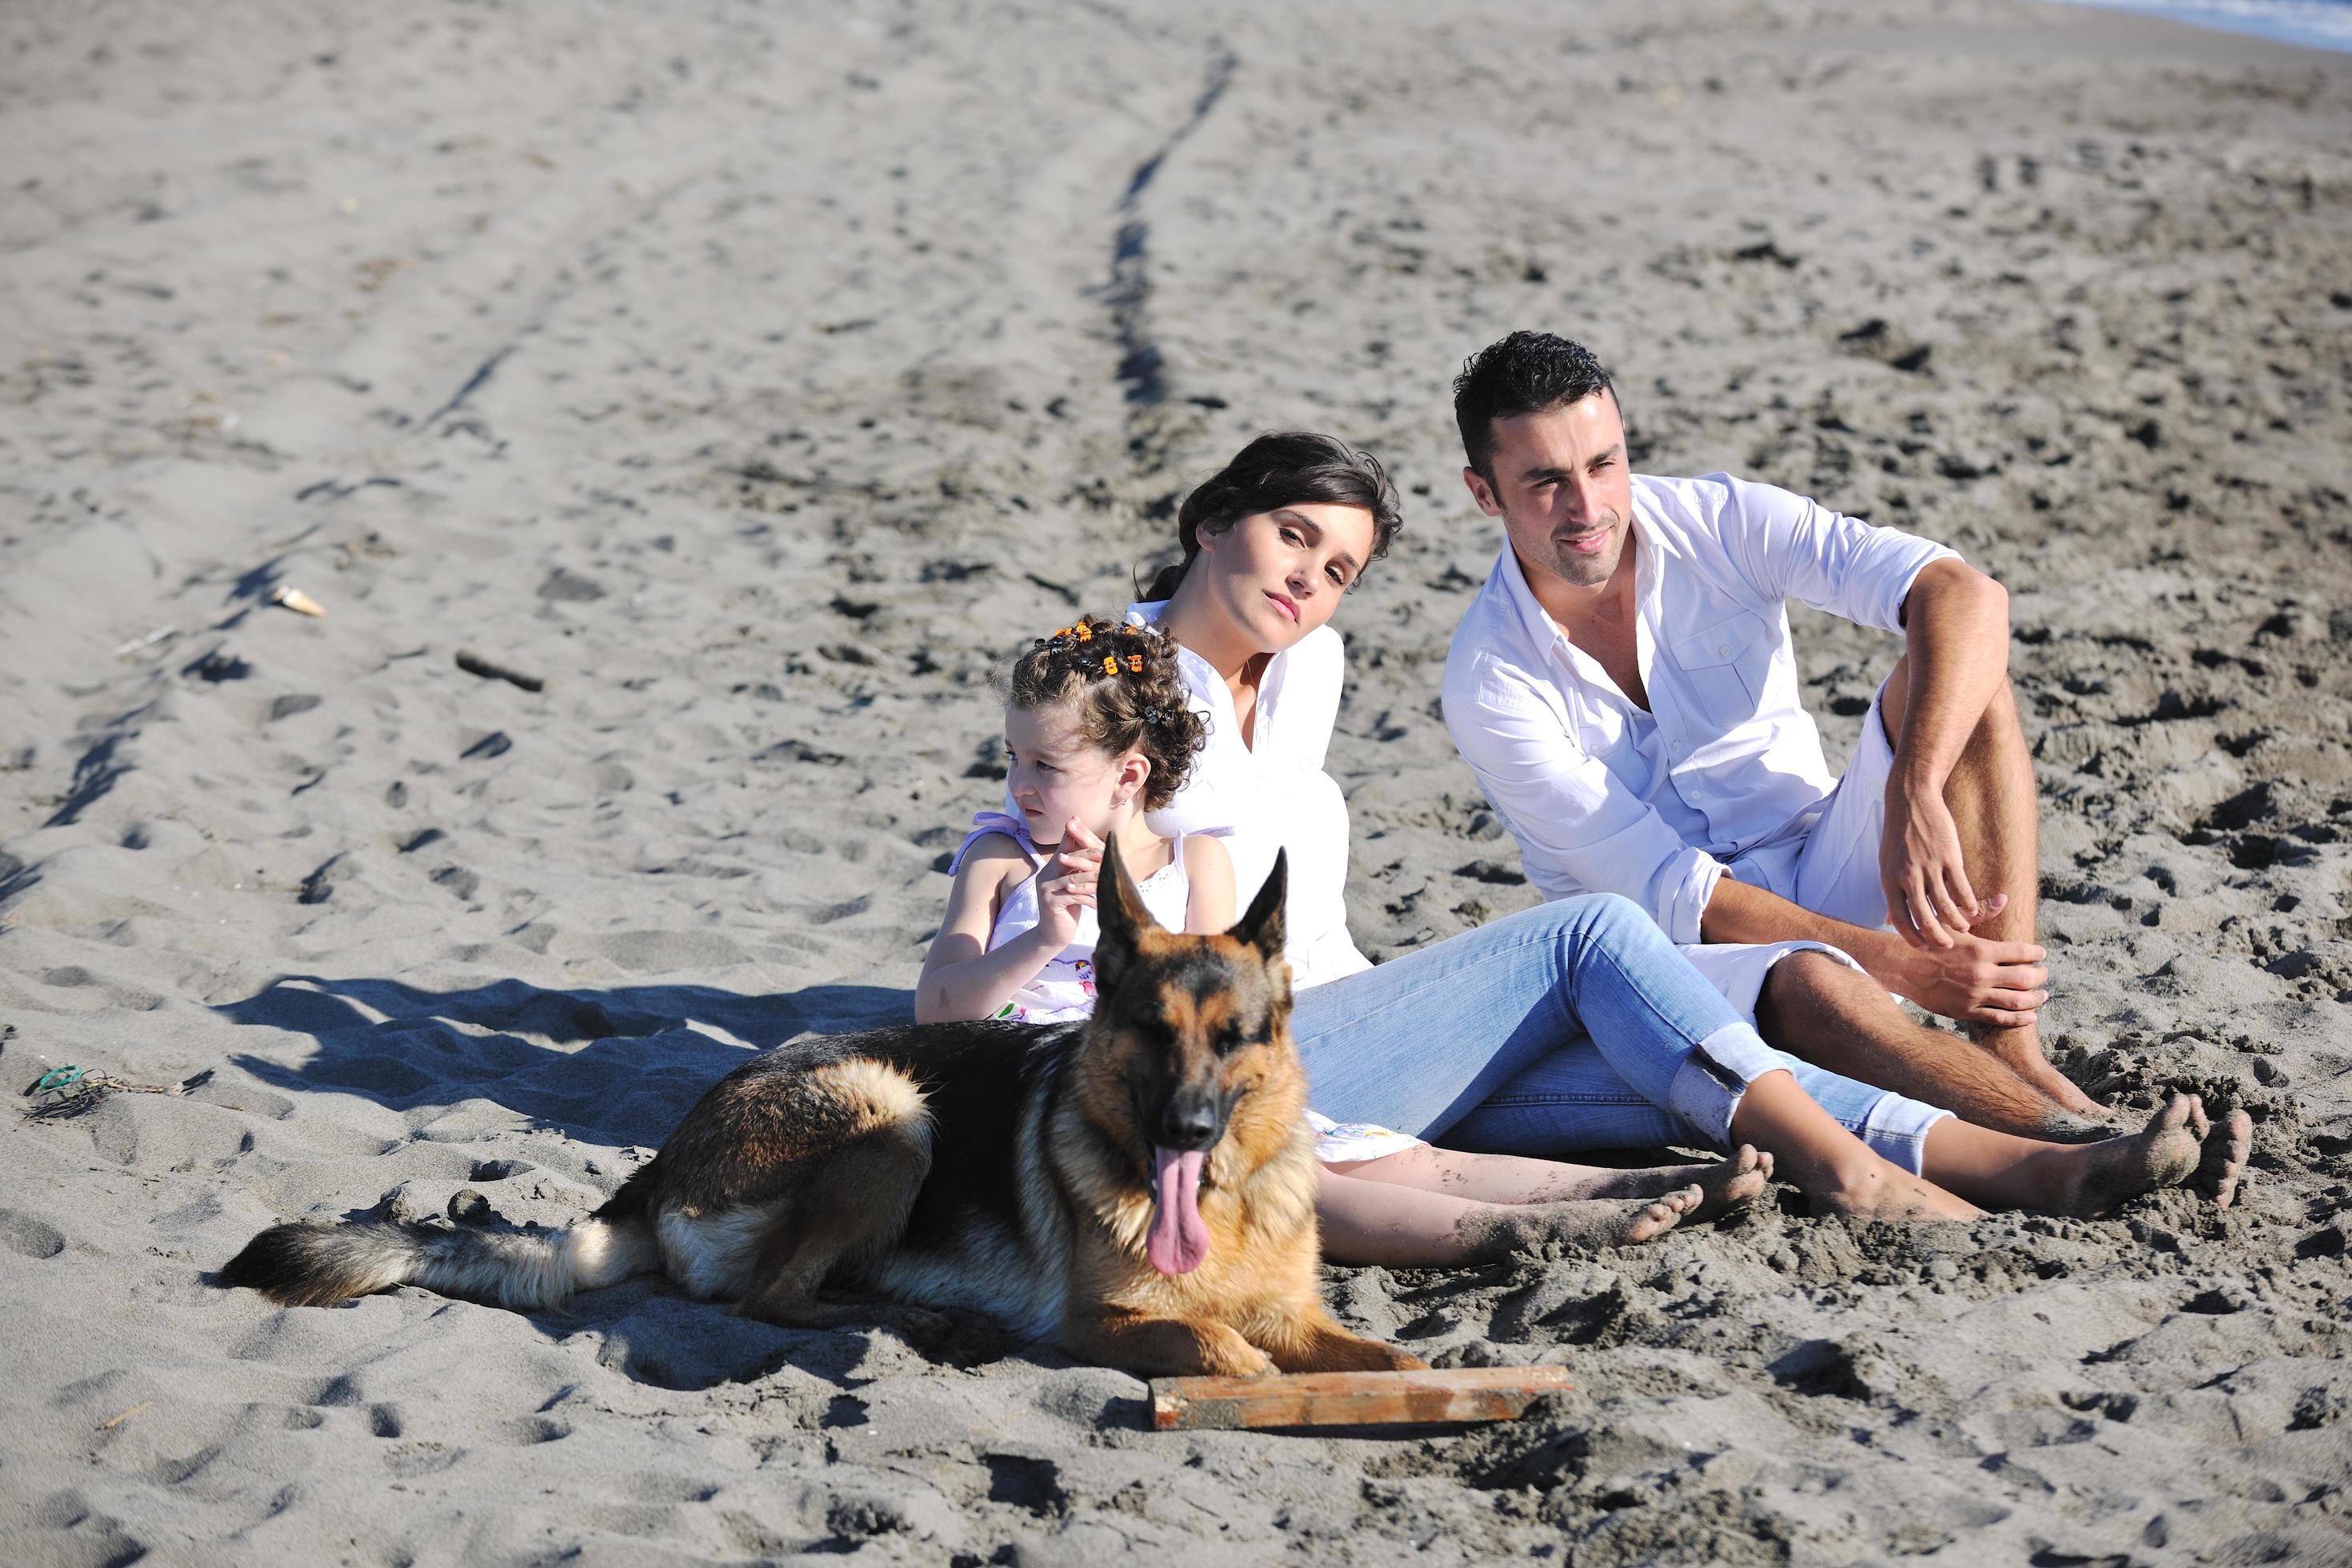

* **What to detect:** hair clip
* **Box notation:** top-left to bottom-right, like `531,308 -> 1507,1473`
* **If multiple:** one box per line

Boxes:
1100,654 -> 1120,677
1126,654 -> 1143,674
1074,622 -> 1093,642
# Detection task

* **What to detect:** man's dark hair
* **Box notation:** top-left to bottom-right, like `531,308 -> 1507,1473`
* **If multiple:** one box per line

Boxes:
1452,332 -> 1618,484
1142,430 -> 1403,602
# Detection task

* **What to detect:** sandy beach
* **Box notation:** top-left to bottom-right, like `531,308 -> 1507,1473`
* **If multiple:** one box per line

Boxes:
4,0 -> 2350,1561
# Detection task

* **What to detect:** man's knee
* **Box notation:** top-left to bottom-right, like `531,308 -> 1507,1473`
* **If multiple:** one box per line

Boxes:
1883,662 -> 2020,755
1974,672 -> 2020,740
1756,951 -> 1870,1038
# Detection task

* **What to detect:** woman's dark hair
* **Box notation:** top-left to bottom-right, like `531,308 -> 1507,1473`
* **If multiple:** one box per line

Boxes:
1452,332 -> 1618,485
1006,616 -> 1208,811
1142,431 -> 1403,603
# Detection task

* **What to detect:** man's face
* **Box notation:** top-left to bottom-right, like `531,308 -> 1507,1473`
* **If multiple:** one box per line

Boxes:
1462,391 -> 1635,593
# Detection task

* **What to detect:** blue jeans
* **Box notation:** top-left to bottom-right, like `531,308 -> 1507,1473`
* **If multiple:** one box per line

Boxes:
1290,894 -> 1951,1174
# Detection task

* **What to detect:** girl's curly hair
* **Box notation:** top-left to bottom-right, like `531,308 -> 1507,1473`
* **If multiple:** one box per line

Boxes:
1007,615 -> 1208,810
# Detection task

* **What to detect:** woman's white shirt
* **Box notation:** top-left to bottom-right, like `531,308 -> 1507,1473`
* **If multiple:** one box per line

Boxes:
1125,599 -> 1370,990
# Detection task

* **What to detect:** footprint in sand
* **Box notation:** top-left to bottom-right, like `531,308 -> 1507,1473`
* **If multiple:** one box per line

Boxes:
0,1210 -> 66,1259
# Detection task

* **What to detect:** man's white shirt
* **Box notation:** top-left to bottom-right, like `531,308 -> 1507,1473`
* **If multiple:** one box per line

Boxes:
1441,472 -> 1958,943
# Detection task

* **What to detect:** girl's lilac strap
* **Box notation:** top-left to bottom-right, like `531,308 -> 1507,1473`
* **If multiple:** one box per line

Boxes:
950,810 -> 1040,874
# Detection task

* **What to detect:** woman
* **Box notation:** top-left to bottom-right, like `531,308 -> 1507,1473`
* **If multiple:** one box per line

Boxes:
1123,431 -> 2236,1260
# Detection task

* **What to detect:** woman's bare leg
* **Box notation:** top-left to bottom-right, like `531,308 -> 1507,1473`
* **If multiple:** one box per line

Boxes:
1727,1070 -> 1982,1220
1330,1142 -> 1771,1224
1314,1164 -> 1700,1267
1919,1093 -> 2253,1214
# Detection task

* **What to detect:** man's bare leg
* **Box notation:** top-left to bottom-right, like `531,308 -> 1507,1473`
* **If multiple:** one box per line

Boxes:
1757,954 -> 2110,1141
1882,661 -> 2102,1114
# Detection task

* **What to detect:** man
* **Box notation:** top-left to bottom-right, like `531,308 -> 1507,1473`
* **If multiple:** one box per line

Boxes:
1440,330 -> 2103,1141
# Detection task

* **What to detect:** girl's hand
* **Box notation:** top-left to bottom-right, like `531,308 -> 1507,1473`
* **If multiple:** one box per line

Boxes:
1032,818 -> 1103,950
1033,866 -> 1095,950
1045,818 -> 1104,896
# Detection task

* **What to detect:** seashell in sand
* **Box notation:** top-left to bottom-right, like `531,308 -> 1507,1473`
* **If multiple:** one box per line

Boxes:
270,585 -> 327,618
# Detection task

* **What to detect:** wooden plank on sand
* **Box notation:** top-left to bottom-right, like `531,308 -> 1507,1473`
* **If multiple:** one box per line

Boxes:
1150,1366 -> 1571,1431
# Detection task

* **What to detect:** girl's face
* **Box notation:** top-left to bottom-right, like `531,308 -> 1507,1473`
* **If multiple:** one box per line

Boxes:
1192,502 -> 1377,654
1004,698 -> 1146,850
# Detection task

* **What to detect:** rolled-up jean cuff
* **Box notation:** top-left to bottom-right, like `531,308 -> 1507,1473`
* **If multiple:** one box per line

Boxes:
1664,1023 -> 1784,1145
1858,1091 -> 1955,1176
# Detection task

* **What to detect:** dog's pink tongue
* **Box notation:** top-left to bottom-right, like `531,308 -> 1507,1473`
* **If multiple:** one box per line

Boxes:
1147,1146 -> 1209,1275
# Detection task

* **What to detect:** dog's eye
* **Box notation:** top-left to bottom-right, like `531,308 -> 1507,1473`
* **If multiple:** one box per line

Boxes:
1214,1025 -> 1250,1056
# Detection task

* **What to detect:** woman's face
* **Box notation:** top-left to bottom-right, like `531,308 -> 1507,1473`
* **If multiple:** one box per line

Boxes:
1192,502 -> 1377,654
1003,698 -> 1141,850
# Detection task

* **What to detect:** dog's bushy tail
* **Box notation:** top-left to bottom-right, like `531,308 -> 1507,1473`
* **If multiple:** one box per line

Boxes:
219,1211 -> 659,1311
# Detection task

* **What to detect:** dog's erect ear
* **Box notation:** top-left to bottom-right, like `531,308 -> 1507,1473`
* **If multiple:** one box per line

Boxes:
1226,848 -> 1286,963
1091,834 -> 1156,995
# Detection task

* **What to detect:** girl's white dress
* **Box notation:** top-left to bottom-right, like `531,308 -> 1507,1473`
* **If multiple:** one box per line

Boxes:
952,812 -> 1192,1024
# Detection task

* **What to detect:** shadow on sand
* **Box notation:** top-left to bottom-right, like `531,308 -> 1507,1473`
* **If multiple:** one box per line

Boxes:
208,972 -> 1006,1388
216,972 -> 913,1146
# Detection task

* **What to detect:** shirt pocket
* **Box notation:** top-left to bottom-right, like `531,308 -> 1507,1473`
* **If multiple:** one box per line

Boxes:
1669,610 -> 1771,734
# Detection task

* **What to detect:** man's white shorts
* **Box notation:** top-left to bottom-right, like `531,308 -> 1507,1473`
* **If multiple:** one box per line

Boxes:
1671,676 -> 1900,1024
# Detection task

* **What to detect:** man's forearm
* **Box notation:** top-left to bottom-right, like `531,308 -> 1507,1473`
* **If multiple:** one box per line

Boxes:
1699,874 -> 1903,982
1893,560 -> 2010,790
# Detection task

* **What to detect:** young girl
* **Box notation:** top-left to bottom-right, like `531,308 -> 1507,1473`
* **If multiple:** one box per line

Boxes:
932,614 -> 1754,1262
918,617 -> 1235,1025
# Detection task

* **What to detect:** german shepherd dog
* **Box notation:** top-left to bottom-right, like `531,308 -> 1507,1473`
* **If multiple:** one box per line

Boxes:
222,843 -> 1426,1379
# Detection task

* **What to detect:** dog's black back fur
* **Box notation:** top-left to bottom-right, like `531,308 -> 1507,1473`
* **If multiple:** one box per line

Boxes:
595,1020 -> 1082,1258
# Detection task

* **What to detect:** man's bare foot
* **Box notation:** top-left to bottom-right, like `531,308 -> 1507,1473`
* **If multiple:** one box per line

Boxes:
1588,1146 -> 1774,1223
2047,1094 -> 2243,1216
1971,1023 -> 2102,1115
2198,1105 -> 2254,1210
1451,1187 -> 1700,1262
1812,1166 -> 1983,1222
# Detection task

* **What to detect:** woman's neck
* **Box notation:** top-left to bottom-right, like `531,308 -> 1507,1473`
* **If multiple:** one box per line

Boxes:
1159,573 -> 1266,685
1158,572 -> 1274,734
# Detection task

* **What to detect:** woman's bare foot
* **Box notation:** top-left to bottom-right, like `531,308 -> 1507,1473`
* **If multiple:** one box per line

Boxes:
1581,1146 -> 1774,1223
1812,1166 -> 1983,1222
1687,1145 -> 1772,1222
2036,1109 -> 2135,1146
2198,1105 -> 2254,1210
1450,1186 -> 1700,1262
2047,1094 -> 2241,1216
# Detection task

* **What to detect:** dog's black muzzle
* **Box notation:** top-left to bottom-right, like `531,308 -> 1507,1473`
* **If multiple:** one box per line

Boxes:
1152,1087 -> 1223,1154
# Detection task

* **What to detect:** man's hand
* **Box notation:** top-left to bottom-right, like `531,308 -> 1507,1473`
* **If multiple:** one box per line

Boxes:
1880,783 -> 2004,948
1881,928 -> 2049,1028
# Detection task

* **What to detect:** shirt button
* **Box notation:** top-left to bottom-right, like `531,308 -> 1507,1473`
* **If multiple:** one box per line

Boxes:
1716,644 -> 1730,657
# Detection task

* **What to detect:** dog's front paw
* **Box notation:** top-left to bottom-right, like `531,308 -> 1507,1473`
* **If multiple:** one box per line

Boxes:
1221,1343 -> 1279,1379
1280,1330 -> 1429,1374
1330,1336 -> 1428,1374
